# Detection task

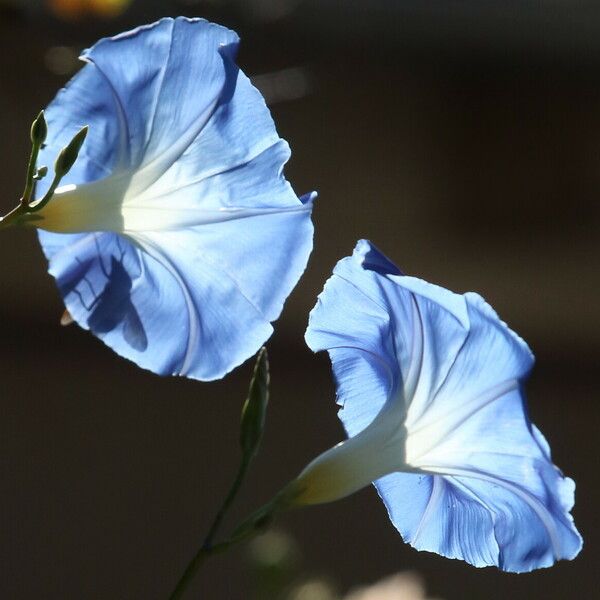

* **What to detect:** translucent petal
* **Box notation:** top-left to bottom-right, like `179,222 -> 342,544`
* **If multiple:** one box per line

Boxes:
305,239 -> 581,571
135,52 -> 292,211
36,65 -> 120,193
306,239 -> 470,431
167,195 -> 314,323
376,461 -> 580,572
35,17 -> 314,379
35,17 -> 304,233
81,17 -> 238,171
41,230 -> 267,379
37,21 -> 229,186
375,472 -> 500,568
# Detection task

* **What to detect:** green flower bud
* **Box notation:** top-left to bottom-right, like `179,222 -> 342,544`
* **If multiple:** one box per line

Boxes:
54,126 -> 88,178
30,111 -> 47,146
240,347 -> 269,461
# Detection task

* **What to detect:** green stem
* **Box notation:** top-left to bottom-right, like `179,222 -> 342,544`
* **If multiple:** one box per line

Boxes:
1,172 -> 62,230
204,455 -> 251,549
168,455 -> 251,600
21,141 -> 40,207
0,202 -> 36,229
29,174 -> 61,213
168,547 -> 211,600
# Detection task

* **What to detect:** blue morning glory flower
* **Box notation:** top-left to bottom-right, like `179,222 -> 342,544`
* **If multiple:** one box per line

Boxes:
30,17 -> 315,380
297,240 -> 581,572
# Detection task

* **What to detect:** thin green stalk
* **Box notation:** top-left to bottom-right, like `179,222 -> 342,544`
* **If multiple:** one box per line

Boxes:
21,140 -> 41,207
204,455 -> 251,550
169,349 -> 272,599
168,455 -> 251,600
168,546 -> 211,600
0,204 -> 26,229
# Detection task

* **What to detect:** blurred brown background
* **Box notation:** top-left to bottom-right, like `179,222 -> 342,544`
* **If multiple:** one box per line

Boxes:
0,1 -> 598,598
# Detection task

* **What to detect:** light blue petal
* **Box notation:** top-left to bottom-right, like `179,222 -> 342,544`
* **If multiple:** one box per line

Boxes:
376,458 -> 580,572
177,195 -> 314,323
375,472 -> 500,568
92,18 -> 237,170
37,17 -> 314,379
306,239 -> 470,432
39,193 -> 313,379
37,18 -> 238,189
305,250 -> 399,436
305,239 -> 582,571
41,230 -> 269,379
36,65 -> 120,193
142,50 -> 292,212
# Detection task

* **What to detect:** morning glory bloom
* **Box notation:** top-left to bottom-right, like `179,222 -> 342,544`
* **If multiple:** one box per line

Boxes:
296,240 -> 581,572
29,17 -> 314,380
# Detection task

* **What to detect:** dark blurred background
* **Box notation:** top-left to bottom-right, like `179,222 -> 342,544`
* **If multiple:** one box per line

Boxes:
0,1 -> 598,598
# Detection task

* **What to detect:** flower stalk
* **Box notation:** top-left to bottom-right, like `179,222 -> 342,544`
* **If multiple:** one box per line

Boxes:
169,348 -> 272,599
1,116 -> 88,229
22,111 -> 47,207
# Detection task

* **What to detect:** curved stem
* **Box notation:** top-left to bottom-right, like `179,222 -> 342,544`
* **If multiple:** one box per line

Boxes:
169,348 -> 274,598
204,455 -> 250,549
1,173 -> 62,230
168,455 -> 251,600
29,174 -> 61,213
0,203 -> 28,229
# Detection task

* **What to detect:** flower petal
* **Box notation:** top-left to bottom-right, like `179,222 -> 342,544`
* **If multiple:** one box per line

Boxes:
42,18 -> 237,173
35,63 -> 121,192
36,17 -> 299,227
376,458 -> 580,572
35,17 -> 314,379
305,240 -> 582,571
40,230 -> 270,379
306,239 -> 470,434
132,46 -> 292,212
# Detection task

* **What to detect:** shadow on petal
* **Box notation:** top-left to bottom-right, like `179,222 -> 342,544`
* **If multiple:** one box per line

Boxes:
57,240 -> 147,352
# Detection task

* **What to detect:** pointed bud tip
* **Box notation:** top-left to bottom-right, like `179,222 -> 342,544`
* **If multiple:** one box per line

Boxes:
30,111 -> 48,146
240,347 -> 270,460
256,345 -> 268,367
54,125 -> 89,177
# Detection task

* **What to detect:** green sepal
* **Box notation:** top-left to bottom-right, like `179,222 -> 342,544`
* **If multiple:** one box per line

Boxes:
240,347 -> 270,461
229,498 -> 280,545
33,166 -> 48,181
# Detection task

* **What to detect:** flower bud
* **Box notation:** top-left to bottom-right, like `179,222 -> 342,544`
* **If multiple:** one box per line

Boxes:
240,347 -> 269,461
30,111 -> 47,146
54,126 -> 88,178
